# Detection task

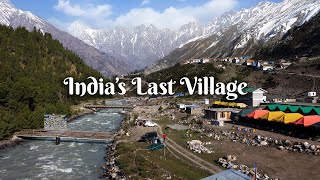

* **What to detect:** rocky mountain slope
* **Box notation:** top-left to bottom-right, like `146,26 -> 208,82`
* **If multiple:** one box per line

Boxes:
69,22 -> 206,69
147,0 -> 320,73
0,0 -> 132,77
255,12 -> 320,59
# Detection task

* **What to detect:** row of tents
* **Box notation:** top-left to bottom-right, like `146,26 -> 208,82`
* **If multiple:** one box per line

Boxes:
265,104 -> 320,115
238,109 -> 320,129
245,110 -> 320,127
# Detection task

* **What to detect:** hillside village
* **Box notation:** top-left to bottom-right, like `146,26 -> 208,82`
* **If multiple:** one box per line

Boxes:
181,57 -> 292,72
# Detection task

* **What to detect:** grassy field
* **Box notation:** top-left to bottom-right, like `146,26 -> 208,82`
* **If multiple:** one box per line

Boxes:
115,141 -> 210,179
156,115 -> 229,167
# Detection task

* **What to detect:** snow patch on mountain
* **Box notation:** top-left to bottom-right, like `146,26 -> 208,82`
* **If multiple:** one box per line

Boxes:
179,35 -> 207,48
147,0 -> 320,72
0,0 -> 132,77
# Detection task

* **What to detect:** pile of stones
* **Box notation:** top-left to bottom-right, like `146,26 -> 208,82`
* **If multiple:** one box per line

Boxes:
101,143 -> 125,179
204,129 -> 320,156
218,155 -> 272,180
186,140 -> 213,154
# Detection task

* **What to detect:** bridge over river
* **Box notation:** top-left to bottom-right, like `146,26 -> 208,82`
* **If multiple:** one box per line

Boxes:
83,104 -> 134,111
15,129 -> 116,143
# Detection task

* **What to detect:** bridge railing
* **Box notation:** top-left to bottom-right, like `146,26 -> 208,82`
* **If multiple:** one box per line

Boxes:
83,104 -> 133,109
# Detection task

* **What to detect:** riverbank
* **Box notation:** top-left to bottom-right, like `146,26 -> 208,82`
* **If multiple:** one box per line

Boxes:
0,135 -> 25,150
0,101 -> 94,150
68,101 -> 96,122
68,109 -> 94,122
0,103 -> 125,179
100,108 -> 132,179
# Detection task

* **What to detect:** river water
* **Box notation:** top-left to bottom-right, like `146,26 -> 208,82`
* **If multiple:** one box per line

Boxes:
0,109 -> 123,180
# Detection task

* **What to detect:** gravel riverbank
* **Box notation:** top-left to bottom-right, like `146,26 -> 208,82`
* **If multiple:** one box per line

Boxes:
0,135 -> 24,150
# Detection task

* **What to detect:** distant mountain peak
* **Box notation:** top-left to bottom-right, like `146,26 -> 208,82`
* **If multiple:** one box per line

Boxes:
146,0 -> 320,73
70,20 -> 206,70
0,0 -> 12,4
0,1 -> 132,77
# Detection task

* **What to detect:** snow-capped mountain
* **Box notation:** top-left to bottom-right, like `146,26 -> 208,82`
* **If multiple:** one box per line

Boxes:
147,0 -> 320,72
205,0 -> 320,48
2,0 -> 318,75
0,0 -> 132,77
69,22 -> 206,69
69,0 -> 320,71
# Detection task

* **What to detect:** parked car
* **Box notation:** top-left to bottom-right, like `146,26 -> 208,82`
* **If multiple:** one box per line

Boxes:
144,120 -> 157,127
140,131 -> 158,142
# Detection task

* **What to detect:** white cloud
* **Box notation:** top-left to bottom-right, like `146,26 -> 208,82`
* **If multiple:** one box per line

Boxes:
141,0 -> 150,5
53,0 -> 238,30
54,0 -> 112,26
115,0 -> 238,29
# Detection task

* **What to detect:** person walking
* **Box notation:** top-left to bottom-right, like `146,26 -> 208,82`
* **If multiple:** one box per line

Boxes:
163,133 -> 167,142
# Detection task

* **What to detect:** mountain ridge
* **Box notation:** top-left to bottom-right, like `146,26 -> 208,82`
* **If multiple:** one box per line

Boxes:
68,0 -> 320,72
69,21 -> 206,69
0,0 -> 132,77
146,0 -> 320,73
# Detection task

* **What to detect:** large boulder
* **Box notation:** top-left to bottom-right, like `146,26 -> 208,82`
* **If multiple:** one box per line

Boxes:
260,141 -> 268,146
303,142 -> 310,149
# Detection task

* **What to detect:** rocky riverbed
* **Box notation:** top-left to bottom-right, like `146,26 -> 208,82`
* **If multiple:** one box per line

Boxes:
0,109 -> 124,179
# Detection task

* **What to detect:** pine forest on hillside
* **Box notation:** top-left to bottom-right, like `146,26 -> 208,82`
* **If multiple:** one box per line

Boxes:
0,26 -> 104,140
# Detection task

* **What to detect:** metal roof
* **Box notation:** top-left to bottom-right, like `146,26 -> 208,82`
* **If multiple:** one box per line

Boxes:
201,169 -> 251,180
204,108 -> 241,112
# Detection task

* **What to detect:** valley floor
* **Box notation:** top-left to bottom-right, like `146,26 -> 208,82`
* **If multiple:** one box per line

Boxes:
115,98 -> 320,180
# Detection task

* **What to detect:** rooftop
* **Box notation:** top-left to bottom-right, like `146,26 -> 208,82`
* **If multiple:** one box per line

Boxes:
266,102 -> 320,108
201,169 -> 251,180
204,108 -> 241,112
243,87 -> 267,93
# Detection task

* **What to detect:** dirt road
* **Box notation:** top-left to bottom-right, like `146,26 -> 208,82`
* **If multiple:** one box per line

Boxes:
157,126 -> 221,174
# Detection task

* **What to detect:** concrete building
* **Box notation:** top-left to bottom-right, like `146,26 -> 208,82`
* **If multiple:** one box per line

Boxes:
176,104 -> 186,110
267,95 -> 290,103
261,64 -> 275,71
189,59 -> 201,64
237,88 -> 267,107
204,99 -> 210,105
245,59 -> 255,66
185,105 -> 202,115
203,108 -> 241,121
200,58 -> 210,64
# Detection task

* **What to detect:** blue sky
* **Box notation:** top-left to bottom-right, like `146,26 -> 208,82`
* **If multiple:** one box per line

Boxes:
10,0 -> 283,30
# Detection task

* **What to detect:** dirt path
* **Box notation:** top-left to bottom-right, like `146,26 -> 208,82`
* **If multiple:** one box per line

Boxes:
157,126 -> 221,174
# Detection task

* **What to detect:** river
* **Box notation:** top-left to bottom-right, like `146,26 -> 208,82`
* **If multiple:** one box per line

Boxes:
0,109 -> 124,180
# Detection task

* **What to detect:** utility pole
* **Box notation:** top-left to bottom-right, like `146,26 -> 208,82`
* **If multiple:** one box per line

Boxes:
312,77 -> 316,92
163,143 -> 166,159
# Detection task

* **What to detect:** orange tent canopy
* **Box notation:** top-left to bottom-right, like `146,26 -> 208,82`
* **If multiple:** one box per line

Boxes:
295,115 -> 320,127
246,110 -> 270,119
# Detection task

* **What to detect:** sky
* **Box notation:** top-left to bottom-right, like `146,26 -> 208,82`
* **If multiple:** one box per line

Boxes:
10,0 -> 283,31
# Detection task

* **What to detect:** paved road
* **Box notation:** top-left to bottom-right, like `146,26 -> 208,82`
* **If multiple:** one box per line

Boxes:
157,126 -> 221,174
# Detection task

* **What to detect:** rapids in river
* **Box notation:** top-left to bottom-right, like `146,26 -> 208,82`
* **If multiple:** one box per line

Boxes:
0,109 -> 123,180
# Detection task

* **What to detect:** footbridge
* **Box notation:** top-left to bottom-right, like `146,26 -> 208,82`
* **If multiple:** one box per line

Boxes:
83,104 -> 134,111
15,129 -> 116,143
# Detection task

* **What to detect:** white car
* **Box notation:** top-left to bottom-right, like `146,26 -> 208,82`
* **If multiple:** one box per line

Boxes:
144,120 -> 157,127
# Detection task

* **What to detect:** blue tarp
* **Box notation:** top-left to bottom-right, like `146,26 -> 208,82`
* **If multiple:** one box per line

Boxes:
201,169 -> 251,180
